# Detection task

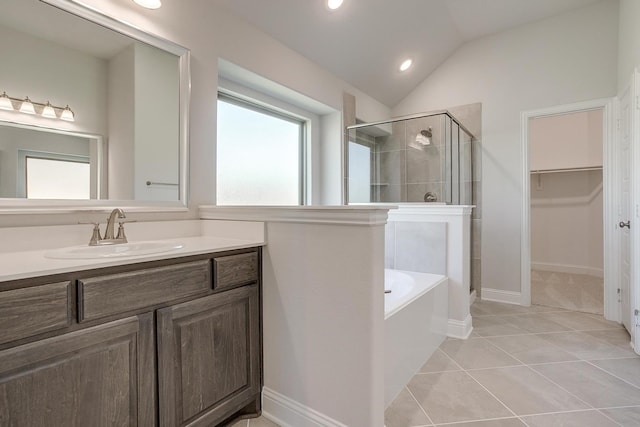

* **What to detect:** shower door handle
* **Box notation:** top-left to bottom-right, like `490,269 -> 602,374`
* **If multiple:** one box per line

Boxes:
620,221 -> 631,229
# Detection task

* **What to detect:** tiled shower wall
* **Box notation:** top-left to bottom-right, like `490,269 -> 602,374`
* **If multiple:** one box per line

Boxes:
375,115 -> 447,203
448,103 -> 482,296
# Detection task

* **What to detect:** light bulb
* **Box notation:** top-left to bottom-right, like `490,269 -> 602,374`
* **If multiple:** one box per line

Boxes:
19,97 -> 36,114
399,59 -> 413,72
60,105 -> 75,122
0,92 -> 13,111
133,0 -> 161,9
41,102 -> 57,119
327,0 -> 343,10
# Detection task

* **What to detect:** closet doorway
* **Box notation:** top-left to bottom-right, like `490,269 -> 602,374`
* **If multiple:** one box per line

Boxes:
529,109 -> 604,314
521,98 -> 617,321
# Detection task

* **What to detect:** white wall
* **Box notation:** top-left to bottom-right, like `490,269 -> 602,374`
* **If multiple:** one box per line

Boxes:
531,171 -> 604,275
393,0 -> 619,295
530,109 -> 603,171
618,0 -> 640,91
0,24 -> 108,136
108,45 -> 135,200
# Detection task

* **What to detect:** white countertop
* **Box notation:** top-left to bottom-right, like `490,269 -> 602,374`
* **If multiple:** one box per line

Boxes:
0,220 -> 265,282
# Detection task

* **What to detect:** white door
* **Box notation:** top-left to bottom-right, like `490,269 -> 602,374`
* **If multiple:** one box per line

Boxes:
619,83 -> 632,332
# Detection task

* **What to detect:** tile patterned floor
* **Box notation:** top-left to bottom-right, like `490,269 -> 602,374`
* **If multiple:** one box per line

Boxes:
385,300 -> 640,427
229,415 -> 279,427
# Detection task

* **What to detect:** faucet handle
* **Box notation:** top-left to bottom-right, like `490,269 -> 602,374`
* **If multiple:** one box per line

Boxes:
116,223 -> 127,242
79,221 -> 102,245
115,220 -> 136,242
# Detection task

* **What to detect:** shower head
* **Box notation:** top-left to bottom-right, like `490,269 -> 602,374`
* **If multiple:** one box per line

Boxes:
415,127 -> 432,146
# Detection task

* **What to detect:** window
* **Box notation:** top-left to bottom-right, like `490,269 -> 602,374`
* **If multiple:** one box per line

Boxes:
217,94 -> 305,205
348,141 -> 372,203
24,154 -> 90,200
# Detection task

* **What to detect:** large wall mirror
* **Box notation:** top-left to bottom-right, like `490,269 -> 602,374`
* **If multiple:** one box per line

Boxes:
0,0 -> 190,211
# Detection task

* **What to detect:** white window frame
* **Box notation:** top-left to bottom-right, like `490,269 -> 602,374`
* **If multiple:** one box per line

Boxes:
17,150 -> 91,199
217,78 -> 319,205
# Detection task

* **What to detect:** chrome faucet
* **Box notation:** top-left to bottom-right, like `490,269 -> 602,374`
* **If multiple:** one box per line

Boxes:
104,208 -> 126,240
86,208 -> 129,246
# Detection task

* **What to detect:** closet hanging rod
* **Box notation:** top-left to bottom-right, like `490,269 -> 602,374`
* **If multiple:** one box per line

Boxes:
530,166 -> 602,175
146,180 -> 179,186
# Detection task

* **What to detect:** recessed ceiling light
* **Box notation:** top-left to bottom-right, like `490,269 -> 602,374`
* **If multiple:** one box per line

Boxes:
399,58 -> 413,72
133,0 -> 162,9
327,0 -> 344,10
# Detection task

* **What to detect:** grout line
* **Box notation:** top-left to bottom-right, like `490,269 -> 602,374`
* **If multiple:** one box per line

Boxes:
461,370 -> 519,419
431,415 -> 523,425
583,359 -> 640,391
422,302 -> 633,425
518,408 -> 623,426
434,348 -> 465,371
526,361 -> 601,412
518,416 -> 532,427
404,385 -> 435,426
595,408 -> 625,427
480,339 -> 598,414
487,332 -> 580,364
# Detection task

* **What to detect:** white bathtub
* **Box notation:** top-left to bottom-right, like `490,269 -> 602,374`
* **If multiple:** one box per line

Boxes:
384,269 -> 448,407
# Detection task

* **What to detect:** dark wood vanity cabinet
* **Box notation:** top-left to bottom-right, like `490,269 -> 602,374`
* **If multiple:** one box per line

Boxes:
157,285 -> 261,427
0,247 -> 262,427
0,313 -> 156,426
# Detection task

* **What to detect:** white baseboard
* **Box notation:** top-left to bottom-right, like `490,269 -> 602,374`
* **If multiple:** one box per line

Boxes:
470,289 -> 477,306
262,387 -> 349,427
531,262 -> 604,278
481,288 -> 522,305
447,314 -> 473,339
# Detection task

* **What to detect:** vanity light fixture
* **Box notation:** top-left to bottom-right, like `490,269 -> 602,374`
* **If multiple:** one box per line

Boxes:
327,0 -> 344,10
41,102 -> 57,119
19,97 -> 36,115
0,91 -> 75,121
0,92 -> 13,110
60,105 -> 75,122
133,0 -> 162,9
399,58 -> 413,72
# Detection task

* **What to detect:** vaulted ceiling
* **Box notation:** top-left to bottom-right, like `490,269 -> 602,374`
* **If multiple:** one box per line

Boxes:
215,0 -> 604,107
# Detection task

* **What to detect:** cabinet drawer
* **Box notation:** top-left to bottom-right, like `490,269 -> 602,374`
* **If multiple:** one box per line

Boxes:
0,281 -> 71,344
78,260 -> 211,322
214,252 -> 258,291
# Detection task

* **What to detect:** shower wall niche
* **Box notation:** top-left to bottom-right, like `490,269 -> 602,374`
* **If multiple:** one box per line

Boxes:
347,112 -> 473,204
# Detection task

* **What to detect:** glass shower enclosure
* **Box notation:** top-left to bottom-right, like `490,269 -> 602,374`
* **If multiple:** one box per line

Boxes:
346,111 -> 474,205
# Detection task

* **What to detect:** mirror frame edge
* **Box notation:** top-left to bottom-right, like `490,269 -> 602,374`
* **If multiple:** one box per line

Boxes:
0,0 -> 191,214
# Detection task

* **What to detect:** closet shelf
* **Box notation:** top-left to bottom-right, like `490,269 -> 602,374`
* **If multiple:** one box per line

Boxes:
530,166 -> 602,175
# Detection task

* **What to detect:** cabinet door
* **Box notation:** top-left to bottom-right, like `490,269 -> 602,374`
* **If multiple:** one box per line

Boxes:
0,313 -> 155,427
157,285 -> 260,427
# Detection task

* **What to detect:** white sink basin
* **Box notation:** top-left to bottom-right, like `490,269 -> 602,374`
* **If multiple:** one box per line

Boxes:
44,241 -> 184,259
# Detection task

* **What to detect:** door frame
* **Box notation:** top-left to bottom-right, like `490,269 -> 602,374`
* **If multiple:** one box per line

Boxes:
630,69 -> 640,350
520,98 -> 617,320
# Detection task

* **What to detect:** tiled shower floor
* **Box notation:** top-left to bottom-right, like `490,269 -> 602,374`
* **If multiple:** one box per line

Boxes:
385,300 -> 640,426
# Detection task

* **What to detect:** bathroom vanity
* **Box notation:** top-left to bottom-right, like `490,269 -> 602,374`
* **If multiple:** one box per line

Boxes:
0,245 -> 263,427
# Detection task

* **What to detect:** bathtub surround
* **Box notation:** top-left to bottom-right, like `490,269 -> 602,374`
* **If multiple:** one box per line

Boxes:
386,204 -> 473,339
200,206 -> 390,427
384,269 -> 448,407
